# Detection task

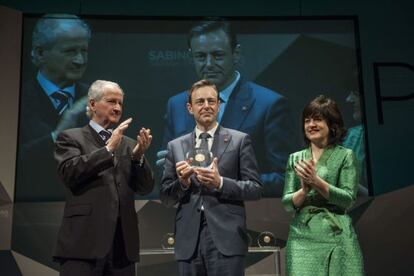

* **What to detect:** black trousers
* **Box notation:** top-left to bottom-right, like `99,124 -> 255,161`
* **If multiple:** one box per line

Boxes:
178,212 -> 245,276
60,219 -> 135,276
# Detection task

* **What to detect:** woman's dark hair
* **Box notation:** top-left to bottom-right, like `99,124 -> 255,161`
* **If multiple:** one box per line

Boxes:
302,95 -> 347,146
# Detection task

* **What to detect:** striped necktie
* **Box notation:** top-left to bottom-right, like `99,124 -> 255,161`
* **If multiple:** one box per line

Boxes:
51,90 -> 71,115
99,130 -> 112,144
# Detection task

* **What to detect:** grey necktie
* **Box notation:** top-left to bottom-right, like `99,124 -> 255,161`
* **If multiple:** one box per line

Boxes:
198,132 -> 211,167
199,132 -> 211,152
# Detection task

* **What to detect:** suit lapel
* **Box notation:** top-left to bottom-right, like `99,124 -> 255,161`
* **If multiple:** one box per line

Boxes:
84,124 -> 106,148
211,126 -> 232,162
180,132 -> 195,161
84,124 -> 124,167
221,80 -> 255,130
30,79 -> 61,122
113,142 -> 123,168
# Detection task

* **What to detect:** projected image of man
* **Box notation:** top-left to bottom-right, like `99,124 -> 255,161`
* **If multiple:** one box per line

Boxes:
160,18 -> 299,197
17,14 -> 91,201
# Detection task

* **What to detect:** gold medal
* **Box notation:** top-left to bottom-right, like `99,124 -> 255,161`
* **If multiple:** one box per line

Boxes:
195,153 -> 205,162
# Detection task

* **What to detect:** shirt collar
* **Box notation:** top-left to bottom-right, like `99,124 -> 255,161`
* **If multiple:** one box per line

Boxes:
219,71 -> 240,103
195,122 -> 219,139
89,120 -> 113,134
37,71 -> 75,98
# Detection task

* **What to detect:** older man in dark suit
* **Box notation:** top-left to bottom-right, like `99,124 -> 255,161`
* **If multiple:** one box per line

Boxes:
160,79 -> 262,276
54,80 -> 154,276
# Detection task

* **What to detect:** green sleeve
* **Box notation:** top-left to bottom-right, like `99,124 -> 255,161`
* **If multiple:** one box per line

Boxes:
328,150 -> 358,209
282,154 -> 300,212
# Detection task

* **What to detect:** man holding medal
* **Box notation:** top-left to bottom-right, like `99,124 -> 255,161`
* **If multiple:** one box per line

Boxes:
160,79 -> 263,276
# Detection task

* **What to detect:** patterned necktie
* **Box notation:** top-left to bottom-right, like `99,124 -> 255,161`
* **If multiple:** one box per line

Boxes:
51,90 -> 71,115
99,130 -> 112,144
198,132 -> 211,167
199,132 -> 211,152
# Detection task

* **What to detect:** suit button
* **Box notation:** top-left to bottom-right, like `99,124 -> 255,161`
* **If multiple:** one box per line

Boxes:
196,208 -> 201,212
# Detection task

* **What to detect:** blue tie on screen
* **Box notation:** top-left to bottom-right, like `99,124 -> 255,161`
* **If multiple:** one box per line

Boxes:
51,90 -> 71,115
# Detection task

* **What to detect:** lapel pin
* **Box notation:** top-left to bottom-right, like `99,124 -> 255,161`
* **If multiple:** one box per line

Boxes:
242,106 -> 247,111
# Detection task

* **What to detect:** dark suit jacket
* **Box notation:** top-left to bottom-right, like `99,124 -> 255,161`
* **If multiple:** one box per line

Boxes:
53,124 -> 154,261
16,78 -> 88,201
162,79 -> 299,197
160,126 -> 262,260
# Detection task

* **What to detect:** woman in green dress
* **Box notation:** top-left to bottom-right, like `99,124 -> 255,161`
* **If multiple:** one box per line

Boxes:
282,95 -> 364,276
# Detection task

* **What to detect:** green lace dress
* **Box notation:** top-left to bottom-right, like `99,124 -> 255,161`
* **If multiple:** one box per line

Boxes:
282,145 -> 364,276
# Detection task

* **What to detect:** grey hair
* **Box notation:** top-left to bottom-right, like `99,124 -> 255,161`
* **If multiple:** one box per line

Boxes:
31,13 -> 91,66
86,80 -> 124,118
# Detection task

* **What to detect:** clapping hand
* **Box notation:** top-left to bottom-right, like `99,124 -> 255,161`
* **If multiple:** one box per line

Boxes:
52,96 -> 88,141
132,127 -> 152,159
194,158 -> 221,190
295,159 -> 317,189
107,118 -> 132,152
176,159 -> 194,188
156,150 -> 168,168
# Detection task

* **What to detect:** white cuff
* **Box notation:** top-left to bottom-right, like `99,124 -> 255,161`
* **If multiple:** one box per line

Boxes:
132,154 -> 145,167
105,146 -> 114,156
218,177 -> 223,191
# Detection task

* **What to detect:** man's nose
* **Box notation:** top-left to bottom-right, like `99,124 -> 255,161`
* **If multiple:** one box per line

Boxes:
114,103 -> 122,111
73,51 -> 87,65
205,55 -> 214,67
